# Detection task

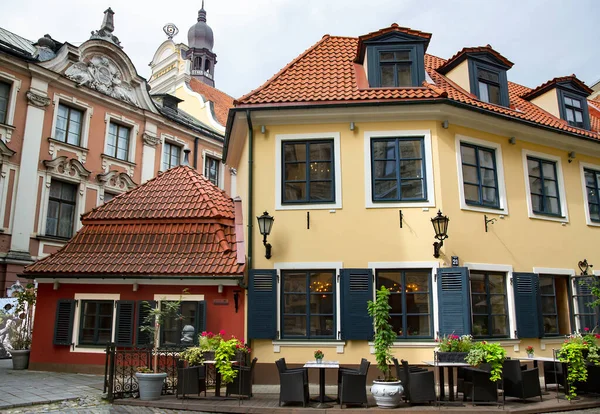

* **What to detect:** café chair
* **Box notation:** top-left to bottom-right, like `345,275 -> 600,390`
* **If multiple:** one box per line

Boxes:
276,358 -> 309,407
337,358 -> 369,400
543,361 -> 565,391
338,360 -> 370,408
462,366 -> 499,404
398,359 -> 435,404
226,357 -> 257,398
176,365 -> 207,398
502,359 -> 542,402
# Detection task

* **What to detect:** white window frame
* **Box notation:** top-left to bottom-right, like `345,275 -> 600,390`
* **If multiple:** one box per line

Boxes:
368,261 -> 439,347
202,149 -> 224,189
364,130 -> 435,208
49,93 -> 93,150
273,261 -> 344,352
103,113 -> 139,164
464,263 -> 516,340
275,132 -> 342,210
39,175 -> 86,238
579,161 -> 600,227
0,70 -> 22,142
152,294 -> 205,348
521,149 -> 568,223
160,133 -> 187,172
455,134 -> 509,215
71,293 -> 120,354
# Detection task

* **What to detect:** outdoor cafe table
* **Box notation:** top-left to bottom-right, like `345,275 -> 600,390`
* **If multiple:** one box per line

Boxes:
422,360 -> 470,403
303,360 -> 339,409
203,360 -> 238,398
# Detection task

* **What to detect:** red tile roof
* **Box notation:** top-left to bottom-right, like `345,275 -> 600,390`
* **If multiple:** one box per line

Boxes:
236,30 -> 600,141
436,45 -> 514,73
24,166 -> 245,277
188,78 -> 234,126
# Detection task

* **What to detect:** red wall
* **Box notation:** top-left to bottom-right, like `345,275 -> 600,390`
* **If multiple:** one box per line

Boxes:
30,282 -> 245,371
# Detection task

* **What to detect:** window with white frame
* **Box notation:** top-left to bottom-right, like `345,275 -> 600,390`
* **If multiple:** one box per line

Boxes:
582,165 -> 600,225
46,180 -> 77,239
470,271 -> 509,338
0,80 -> 10,124
204,155 -> 220,186
162,142 -> 181,170
106,122 -> 131,161
522,150 -> 568,222
55,103 -> 84,146
456,135 -> 508,214
79,300 -> 114,346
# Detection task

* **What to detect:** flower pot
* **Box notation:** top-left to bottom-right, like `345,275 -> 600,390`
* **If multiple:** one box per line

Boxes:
371,380 -> 403,408
136,372 -> 167,401
316,358 -> 322,364
203,351 -> 215,361
437,352 -> 468,363
527,353 -> 534,358
11,349 -> 30,370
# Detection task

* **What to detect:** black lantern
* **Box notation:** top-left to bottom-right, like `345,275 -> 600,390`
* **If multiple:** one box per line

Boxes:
257,211 -> 274,259
431,210 -> 449,258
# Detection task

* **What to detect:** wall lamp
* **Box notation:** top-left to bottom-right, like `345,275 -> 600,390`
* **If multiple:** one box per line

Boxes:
133,282 -> 139,292
257,211 -> 274,259
578,259 -> 593,275
350,122 -> 355,131
260,125 -> 266,134
53,281 -> 60,291
442,120 -> 449,129
568,151 -> 576,163
431,210 -> 449,258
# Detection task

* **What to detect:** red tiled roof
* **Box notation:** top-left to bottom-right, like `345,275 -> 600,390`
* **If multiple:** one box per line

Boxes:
236,31 -> 600,141
436,45 -> 514,73
84,166 -> 234,221
188,78 -> 234,126
24,166 -> 244,277
521,75 -> 594,100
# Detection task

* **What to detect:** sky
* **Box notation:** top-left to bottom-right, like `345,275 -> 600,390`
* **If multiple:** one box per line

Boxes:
1,0 -> 599,99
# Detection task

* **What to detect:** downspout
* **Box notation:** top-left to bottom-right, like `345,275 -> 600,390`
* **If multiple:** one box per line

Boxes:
245,110 -> 254,271
193,137 -> 199,169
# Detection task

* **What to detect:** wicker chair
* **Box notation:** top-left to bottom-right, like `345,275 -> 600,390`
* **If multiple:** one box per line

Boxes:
176,365 -> 207,398
502,359 -> 542,402
397,359 -> 435,404
338,359 -> 370,408
462,366 -> 499,404
226,357 -> 257,398
276,358 -> 309,407
337,358 -> 369,400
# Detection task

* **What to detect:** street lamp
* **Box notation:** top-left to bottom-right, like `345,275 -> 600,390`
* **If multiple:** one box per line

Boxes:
431,210 -> 449,258
257,211 -> 274,259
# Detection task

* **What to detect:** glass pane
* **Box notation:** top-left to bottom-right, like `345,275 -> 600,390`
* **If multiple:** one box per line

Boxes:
70,108 -> 82,124
571,99 -> 581,108
539,276 -> 554,294
389,293 -> 402,313
283,294 -> 306,313
394,51 -> 410,61
542,163 -> 556,179
380,52 -> 395,62
309,143 -> 332,161
479,82 -> 489,103
406,315 -> 430,336
462,165 -> 479,184
284,273 -> 307,292
377,271 -> 401,290
544,180 -> 558,197
309,182 -> 332,201
310,316 -> 334,336
529,176 -> 542,194
398,140 -> 421,159
527,159 -> 541,177
381,66 -> 394,87
397,64 -> 412,87
374,180 -> 397,199
49,181 -> 61,198
372,141 -> 396,160
309,162 -> 331,180
541,296 -> 556,313
310,294 -> 333,314
399,160 -> 422,179
564,97 -> 573,106
472,315 -> 488,336
460,145 -> 476,165
543,316 -> 558,334
479,150 -> 494,168
99,315 -> 112,329
487,84 -> 501,105
401,179 -> 423,199
406,294 -> 429,313
67,131 -> 80,146
98,330 -> 112,344
470,273 -> 485,291
585,171 -> 596,187
488,274 -> 505,294
472,294 -> 488,314
575,110 -> 583,123
116,148 -> 127,160
390,315 -> 403,337
565,108 -> 575,122
310,272 -> 333,293
58,203 -> 74,238
464,184 -> 479,203
490,295 -> 506,313
283,316 -> 306,337
590,203 -> 600,221
61,183 -> 77,202
373,161 -> 397,179
491,315 -> 508,336
284,143 -> 306,162
482,186 -> 497,205
548,197 -> 560,215
285,163 -> 306,181
81,329 -> 94,342
479,69 -> 499,83
284,182 -> 305,201
531,194 -> 543,212
481,168 -> 496,187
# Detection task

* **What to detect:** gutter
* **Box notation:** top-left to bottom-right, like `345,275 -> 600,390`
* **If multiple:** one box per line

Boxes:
193,137 -> 199,168
245,110 -> 254,272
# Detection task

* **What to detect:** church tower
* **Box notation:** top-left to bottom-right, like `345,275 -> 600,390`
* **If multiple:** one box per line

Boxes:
186,1 -> 217,87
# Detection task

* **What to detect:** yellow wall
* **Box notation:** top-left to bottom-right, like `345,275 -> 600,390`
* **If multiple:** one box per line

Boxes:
173,85 -> 218,133
531,89 -> 560,118
445,60 -> 471,92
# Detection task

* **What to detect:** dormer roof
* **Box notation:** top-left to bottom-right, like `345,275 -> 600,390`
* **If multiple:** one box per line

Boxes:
437,45 -> 514,74
522,75 -> 593,101
354,23 -> 432,62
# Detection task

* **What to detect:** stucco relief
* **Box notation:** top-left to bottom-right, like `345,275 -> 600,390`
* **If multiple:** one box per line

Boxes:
97,170 -> 137,193
25,91 -> 51,108
43,156 -> 91,184
65,56 -> 138,106
142,132 -> 161,147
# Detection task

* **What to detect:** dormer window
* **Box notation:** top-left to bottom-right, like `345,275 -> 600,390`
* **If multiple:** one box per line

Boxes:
469,61 -> 509,106
477,69 -> 501,105
380,50 -> 412,87
561,94 -> 586,128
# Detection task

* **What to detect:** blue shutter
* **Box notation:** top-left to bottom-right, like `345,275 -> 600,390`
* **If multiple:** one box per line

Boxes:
115,300 -> 135,347
513,273 -> 542,338
135,300 -> 156,347
574,277 -> 600,330
197,300 -> 206,335
248,269 -> 277,339
437,267 -> 471,336
53,299 -> 76,346
341,268 -> 373,340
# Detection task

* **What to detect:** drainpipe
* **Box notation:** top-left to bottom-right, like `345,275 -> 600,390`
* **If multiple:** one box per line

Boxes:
193,137 -> 199,169
246,110 -> 254,271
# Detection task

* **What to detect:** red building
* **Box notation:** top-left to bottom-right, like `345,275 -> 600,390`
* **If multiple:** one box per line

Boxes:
22,165 -> 245,373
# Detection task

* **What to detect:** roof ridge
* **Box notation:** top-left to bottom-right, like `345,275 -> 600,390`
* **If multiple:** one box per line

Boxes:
236,35 -> 332,104
189,77 -> 235,101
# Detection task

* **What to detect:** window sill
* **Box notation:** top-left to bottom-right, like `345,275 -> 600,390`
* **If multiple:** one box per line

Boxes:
48,137 -> 88,153
70,345 -> 107,354
460,203 -> 508,216
36,235 -> 70,244
368,341 -> 436,351
101,153 -> 136,167
276,202 -> 341,211
272,340 -> 346,354
0,122 -> 15,142
528,212 -> 568,223
540,337 -> 567,351
366,200 -> 434,209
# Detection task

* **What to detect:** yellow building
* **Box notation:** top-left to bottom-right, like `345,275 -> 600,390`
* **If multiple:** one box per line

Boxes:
225,24 -> 600,382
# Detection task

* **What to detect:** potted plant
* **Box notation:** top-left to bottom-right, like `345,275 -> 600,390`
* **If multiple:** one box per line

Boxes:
136,296 -> 183,401
314,349 -> 324,363
526,346 -> 534,358
197,330 -> 224,360
465,341 -> 506,383
557,330 -> 600,400
7,283 -> 36,370
435,333 -> 472,363
367,286 -> 403,408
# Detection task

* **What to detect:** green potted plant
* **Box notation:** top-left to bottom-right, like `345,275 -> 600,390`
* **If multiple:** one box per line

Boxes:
136,296 -> 184,401
465,341 -> 506,382
436,333 -> 472,363
557,330 -> 600,400
7,283 -> 36,370
367,286 -> 403,408
526,346 -> 534,358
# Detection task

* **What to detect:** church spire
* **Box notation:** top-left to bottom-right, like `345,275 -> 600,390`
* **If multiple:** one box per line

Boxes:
187,1 -> 217,87
198,1 -> 207,22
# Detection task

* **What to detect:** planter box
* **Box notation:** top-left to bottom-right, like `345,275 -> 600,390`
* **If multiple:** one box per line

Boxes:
437,352 -> 468,363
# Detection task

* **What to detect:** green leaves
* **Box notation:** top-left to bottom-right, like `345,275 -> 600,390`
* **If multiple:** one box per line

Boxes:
367,286 -> 395,381
465,341 -> 506,382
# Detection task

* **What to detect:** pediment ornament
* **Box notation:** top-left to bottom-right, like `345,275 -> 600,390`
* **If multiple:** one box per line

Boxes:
97,170 -> 137,192
65,56 -> 138,106
43,156 -> 91,181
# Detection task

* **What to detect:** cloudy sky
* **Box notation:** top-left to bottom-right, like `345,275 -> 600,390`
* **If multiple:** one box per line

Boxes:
2,0 -> 599,99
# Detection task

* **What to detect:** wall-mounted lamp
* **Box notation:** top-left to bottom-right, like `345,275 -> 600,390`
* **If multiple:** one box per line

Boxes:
568,151 -> 576,163
133,282 -> 139,292
257,211 -> 274,259
53,281 -> 60,291
484,215 -> 497,232
233,290 -> 241,313
442,120 -> 449,129
350,122 -> 355,131
218,284 -> 224,294
508,137 -> 516,145
260,125 -> 266,134
578,259 -> 593,275
431,210 -> 449,258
